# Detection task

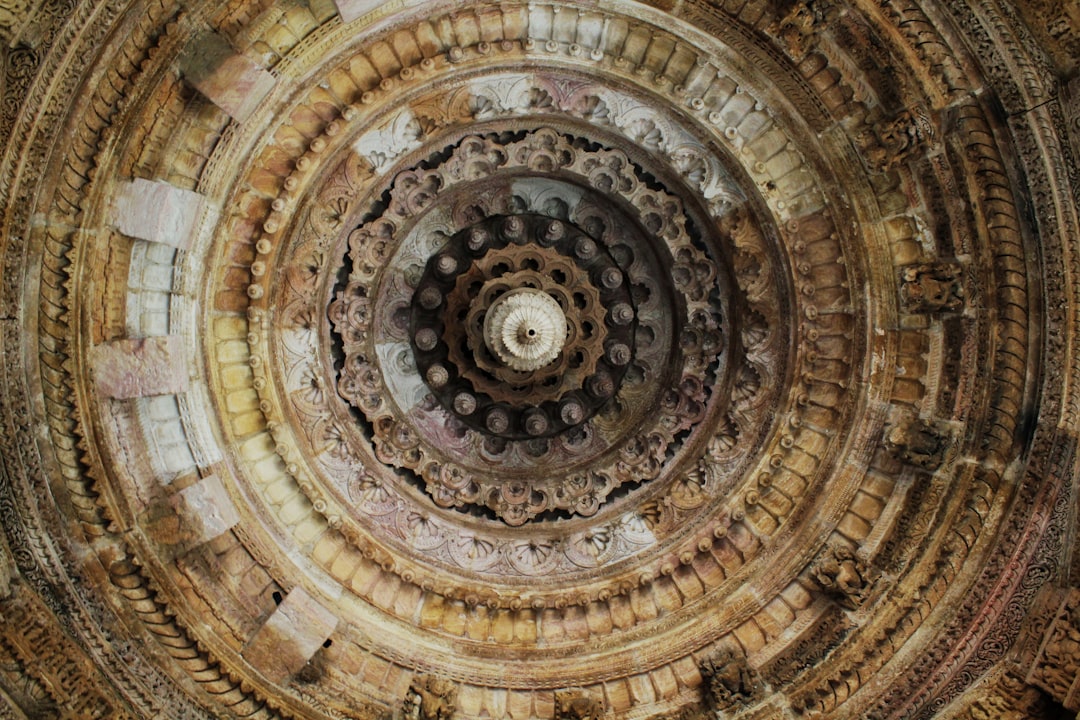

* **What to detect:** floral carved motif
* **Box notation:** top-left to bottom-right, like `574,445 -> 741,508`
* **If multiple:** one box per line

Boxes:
326,127 -> 735,524
254,63 -> 805,586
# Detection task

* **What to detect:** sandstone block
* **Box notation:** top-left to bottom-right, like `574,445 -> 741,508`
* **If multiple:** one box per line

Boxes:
112,178 -> 204,249
173,475 -> 239,545
180,31 -> 276,122
244,586 -> 337,682
90,336 -> 189,399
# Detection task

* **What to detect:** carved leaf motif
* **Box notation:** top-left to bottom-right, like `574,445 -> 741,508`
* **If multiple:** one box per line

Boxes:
448,535 -> 500,571
354,109 -> 424,172
507,539 -> 560,574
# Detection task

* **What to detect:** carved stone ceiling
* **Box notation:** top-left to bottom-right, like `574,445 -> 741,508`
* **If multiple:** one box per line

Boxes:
0,0 -> 1078,719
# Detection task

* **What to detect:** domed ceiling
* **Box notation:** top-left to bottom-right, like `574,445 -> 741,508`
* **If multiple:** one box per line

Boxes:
1,0 -> 1079,718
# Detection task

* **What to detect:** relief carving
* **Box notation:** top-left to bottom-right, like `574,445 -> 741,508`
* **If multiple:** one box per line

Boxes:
810,545 -> 875,610
864,107 -> 936,172
325,127 -> 731,525
954,669 -> 1052,719
1027,589 -> 1080,710
554,688 -> 605,720
771,0 -> 832,59
254,63 -> 794,587
0,0 -> 39,46
885,416 -> 951,471
405,674 -> 457,720
899,262 -> 965,314
699,647 -> 762,710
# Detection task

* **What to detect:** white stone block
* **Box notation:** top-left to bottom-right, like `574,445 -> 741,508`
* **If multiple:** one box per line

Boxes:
112,178 -> 204,250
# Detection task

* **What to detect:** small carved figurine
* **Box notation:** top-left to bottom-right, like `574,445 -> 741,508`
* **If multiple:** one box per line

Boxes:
885,417 -> 950,471
554,689 -> 605,720
699,647 -> 761,710
899,263 -> 965,314
405,674 -> 457,720
772,0 -> 831,58
810,545 -> 874,610
867,107 -> 935,171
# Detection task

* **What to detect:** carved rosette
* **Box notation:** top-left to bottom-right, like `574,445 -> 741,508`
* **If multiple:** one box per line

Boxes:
398,211 -> 638,445
483,287 -> 568,372
328,158 -> 715,522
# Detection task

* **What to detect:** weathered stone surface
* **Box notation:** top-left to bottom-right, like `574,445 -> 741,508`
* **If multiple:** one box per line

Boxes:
172,474 -> 239,545
699,647 -> 762,711
89,336 -> 189,399
111,178 -> 205,249
243,587 -> 338,683
179,31 -> 276,122
553,688 -> 604,720
0,0 -> 46,46
333,0 -> 405,23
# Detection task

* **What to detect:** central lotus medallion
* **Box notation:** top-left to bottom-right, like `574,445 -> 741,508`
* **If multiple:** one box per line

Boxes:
325,127 -> 766,525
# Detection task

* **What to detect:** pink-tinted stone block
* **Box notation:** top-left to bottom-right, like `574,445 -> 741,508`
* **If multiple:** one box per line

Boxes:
173,474 -> 239,544
332,0 -> 382,23
112,178 -> 204,249
90,336 -> 189,399
334,0 -> 425,23
244,586 -> 337,682
180,31 -> 276,122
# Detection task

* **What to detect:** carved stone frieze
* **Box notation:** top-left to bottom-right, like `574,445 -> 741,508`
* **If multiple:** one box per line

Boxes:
1025,588 -> 1080,710
0,586 -> 123,718
941,668 -> 1055,720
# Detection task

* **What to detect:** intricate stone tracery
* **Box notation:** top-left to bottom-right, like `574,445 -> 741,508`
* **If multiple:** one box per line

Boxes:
0,0 -> 1075,719
322,124 -> 743,524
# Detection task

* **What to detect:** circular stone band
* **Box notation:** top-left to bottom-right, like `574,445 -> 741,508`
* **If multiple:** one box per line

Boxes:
406,212 -> 640,442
